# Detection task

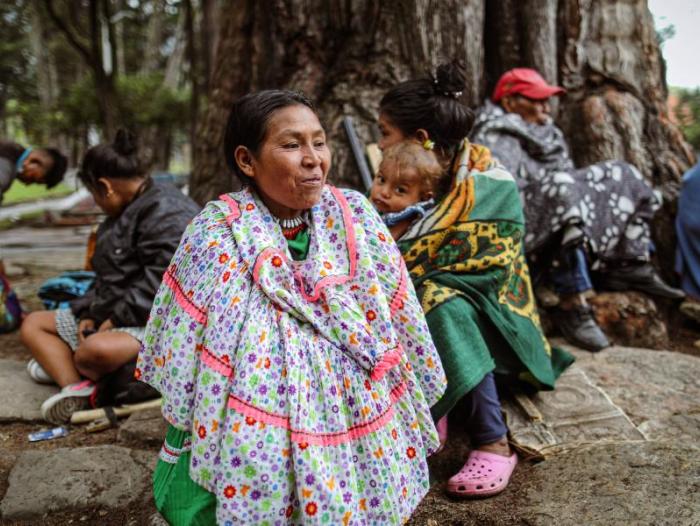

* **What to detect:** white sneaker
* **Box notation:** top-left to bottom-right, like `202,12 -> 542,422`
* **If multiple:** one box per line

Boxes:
41,380 -> 95,424
26,359 -> 56,385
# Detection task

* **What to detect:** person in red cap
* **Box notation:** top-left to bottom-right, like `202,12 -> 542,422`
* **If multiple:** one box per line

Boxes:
491,68 -> 565,124
471,67 -> 684,352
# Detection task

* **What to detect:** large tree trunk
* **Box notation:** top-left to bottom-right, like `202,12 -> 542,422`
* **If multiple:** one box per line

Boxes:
190,0 -> 484,204
192,0 -> 694,270
483,0 -> 695,273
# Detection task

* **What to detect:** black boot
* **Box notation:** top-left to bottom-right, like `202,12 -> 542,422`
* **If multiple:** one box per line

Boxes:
553,304 -> 610,352
599,263 -> 685,300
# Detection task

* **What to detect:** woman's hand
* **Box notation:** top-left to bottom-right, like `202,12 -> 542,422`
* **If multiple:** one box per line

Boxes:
78,318 -> 96,342
98,318 -> 115,332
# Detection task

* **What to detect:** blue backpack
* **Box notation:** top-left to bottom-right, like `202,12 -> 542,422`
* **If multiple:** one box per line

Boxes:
37,270 -> 96,310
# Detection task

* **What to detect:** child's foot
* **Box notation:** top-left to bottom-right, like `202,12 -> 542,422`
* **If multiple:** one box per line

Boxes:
476,437 -> 511,457
446,449 -> 517,498
41,379 -> 95,424
26,359 -> 56,385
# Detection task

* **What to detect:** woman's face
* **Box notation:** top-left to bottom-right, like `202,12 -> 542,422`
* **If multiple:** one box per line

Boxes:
502,94 -> 550,125
241,105 -> 330,218
377,113 -> 408,150
18,150 -> 53,184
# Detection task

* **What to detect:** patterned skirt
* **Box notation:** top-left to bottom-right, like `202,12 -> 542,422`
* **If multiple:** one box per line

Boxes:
521,160 -> 659,267
55,308 -> 145,351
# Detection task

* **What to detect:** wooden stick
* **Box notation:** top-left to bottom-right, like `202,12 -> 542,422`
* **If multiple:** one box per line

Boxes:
70,398 -> 162,424
512,391 -> 544,422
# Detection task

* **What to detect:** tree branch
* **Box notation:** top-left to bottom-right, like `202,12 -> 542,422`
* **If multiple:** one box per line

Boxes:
42,0 -> 95,67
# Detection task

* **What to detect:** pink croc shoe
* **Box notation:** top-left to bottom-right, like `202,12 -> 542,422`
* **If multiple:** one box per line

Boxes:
446,450 -> 518,498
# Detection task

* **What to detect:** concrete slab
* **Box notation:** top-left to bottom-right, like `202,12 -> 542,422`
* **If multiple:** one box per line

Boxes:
0,226 -> 90,272
411,442 -> 700,526
0,445 -> 155,520
517,442 -> 700,525
502,366 -> 643,457
0,359 -> 58,422
117,407 -> 168,449
562,343 -> 700,441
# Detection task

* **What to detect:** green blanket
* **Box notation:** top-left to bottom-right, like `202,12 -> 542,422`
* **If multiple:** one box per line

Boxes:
398,141 -> 574,419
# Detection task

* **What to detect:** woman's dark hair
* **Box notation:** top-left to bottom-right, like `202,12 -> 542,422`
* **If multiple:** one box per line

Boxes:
78,129 -> 142,193
42,148 -> 67,189
380,60 -> 474,153
224,89 -> 316,184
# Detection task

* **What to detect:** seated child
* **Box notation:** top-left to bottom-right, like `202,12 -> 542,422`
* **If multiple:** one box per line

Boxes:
370,140 -> 519,498
21,130 -> 200,424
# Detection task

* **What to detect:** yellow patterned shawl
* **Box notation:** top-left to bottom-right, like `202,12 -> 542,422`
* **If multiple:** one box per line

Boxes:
398,140 -> 573,418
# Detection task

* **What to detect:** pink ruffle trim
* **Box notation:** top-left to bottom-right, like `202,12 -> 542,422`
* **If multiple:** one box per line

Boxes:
200,346 -> 233,377
370,344 -> 404,381
252,248 -> 289,284
390,264 -> 408,315
296,186 -> 358,302
219,194 -> 241,226
227,380 -> 408,446
163,268 -> 207,324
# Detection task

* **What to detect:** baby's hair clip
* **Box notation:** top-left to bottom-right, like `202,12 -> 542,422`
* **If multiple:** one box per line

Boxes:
422,139 -> 435,151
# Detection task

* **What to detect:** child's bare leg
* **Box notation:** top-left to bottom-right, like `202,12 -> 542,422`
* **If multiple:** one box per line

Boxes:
20,311 -> 80,387
74,332 -> 141,381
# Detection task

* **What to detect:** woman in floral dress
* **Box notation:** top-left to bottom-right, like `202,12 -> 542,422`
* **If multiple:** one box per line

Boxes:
136,90 -> 447,525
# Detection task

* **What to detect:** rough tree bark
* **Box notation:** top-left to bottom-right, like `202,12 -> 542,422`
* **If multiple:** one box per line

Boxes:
191,0 -> 694,270
483,0 -> 695,270
190,0 -> 484,204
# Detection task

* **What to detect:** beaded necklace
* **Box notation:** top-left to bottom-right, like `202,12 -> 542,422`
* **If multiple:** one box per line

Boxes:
277,213 -> 308,240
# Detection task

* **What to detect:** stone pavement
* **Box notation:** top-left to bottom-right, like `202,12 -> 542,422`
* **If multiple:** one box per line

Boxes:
0,360 -> 58,422
1,446 -> 154,520
0,343 -> 697,524
0,226 -> 698,524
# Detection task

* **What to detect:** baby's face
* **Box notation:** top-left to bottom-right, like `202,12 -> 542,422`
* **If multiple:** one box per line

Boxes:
370,158 -> 424,214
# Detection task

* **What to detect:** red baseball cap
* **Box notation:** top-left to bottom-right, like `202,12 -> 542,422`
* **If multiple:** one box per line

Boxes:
491,68 -> 565,102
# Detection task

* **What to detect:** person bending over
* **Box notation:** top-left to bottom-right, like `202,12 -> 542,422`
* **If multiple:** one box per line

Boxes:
0,139 -> 67,204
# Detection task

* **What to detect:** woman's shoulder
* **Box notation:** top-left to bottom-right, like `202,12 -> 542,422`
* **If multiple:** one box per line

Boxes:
334,186 -> 377,217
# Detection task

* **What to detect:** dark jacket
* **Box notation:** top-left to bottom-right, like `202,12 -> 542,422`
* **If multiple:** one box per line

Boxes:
70,180 -> 200,327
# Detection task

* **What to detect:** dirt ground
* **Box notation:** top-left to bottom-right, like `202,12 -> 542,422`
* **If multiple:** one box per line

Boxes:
0,259 -> 698,525
0,266 -> 161,526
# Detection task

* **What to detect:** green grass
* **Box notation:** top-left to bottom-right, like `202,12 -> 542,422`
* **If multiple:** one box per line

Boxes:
2,180 -> 74,205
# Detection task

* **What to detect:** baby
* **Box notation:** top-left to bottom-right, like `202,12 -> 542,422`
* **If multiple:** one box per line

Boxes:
370,141 -> 448,240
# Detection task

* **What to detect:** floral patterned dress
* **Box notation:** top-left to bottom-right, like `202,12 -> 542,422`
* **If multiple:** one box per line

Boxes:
137,185 -> 447,525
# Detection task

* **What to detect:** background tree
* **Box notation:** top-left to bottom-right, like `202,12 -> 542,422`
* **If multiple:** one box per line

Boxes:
191,0 -> 695,269
2,0 -> 201,169
672,87 -> 700,154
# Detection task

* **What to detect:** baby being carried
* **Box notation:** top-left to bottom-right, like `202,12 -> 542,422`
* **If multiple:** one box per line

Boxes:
370,141 -> 449,241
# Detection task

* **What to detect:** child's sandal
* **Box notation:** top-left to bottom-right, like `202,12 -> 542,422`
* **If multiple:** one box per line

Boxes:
446,450 -> 517,498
